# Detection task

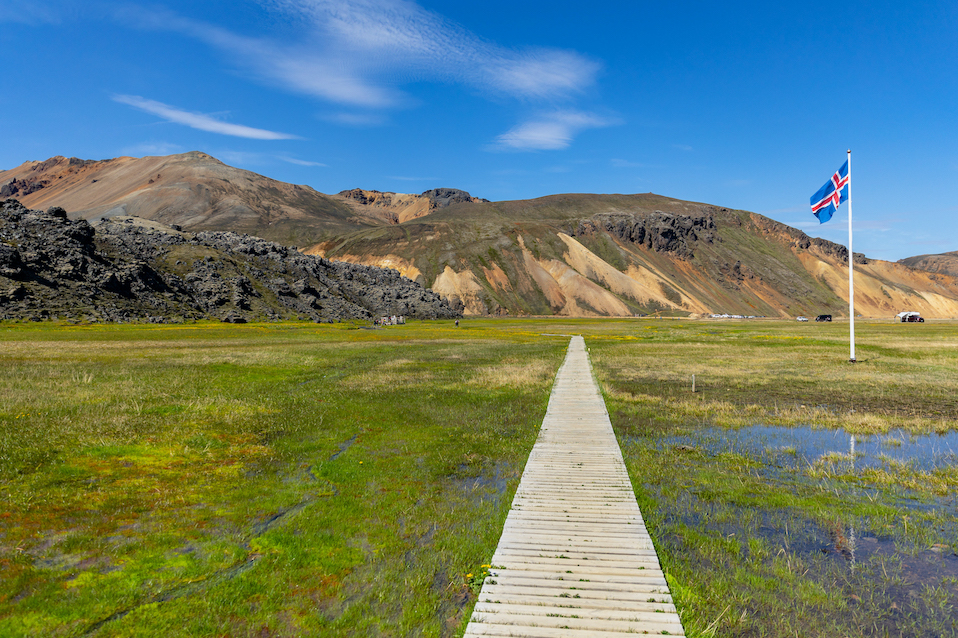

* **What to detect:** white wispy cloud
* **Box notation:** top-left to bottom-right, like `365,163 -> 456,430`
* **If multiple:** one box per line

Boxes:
113,1 -> 610,150
493,111 -> 615,151
192,150 -> 326,168
257,0 -> 601,103
113,95 -> 300,140
212,150 -> 270,167
485,49 -> 598,100
320,111 -> 389,127
119,1 -> 600,108
277,156 -> 327,167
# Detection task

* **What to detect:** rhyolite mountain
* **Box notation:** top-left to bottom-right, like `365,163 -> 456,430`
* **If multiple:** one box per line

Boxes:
0,153 -> 481,242
4,152 -> 958,319
0,152 -> 360,244
898,251 -> 958,279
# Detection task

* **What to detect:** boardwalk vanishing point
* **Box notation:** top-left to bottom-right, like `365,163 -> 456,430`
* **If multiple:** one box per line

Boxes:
464,336 -> 685,637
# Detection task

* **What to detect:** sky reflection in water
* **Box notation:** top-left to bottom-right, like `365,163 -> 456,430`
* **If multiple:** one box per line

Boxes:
664,425 -> 958,474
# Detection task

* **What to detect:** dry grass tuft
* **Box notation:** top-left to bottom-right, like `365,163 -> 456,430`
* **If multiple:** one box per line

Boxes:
467,360 -> 556,388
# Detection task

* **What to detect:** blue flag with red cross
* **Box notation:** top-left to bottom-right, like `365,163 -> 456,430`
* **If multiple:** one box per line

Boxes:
810,161 -> 849,224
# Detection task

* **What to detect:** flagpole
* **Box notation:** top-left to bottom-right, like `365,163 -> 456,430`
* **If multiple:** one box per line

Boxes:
847,149 -> 856,363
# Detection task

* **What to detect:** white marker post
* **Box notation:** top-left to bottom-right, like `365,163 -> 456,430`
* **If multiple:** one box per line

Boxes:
847,149 -> 856,363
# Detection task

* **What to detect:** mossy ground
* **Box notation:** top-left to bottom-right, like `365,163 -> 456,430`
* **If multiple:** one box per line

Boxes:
0,320 -> 564,637
1,317 -> 956,637
589,318 -> 958,637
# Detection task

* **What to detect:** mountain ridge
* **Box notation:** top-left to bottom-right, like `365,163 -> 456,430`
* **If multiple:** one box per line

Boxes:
898,251 -> 958,278
0,199 -> 458,323
0,152 -> 363,242
4,152 -> 958,319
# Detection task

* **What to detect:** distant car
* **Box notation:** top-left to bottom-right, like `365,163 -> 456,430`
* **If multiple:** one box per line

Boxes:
897,312 -> 925,323
815,315 -> 832,322
796,316 -> 809,322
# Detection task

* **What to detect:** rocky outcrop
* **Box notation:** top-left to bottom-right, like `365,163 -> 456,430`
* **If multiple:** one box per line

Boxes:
0,199 -> 460,323
1,176 -> 49,198
898,251 -> 958,277
339,189 -> 383,206
591,206 -> 871,268
749,214 -> 868,265
573,211 -> 716,259
422,188 -> 488,209
338,187 -> 485,210
336,187 -> 488,225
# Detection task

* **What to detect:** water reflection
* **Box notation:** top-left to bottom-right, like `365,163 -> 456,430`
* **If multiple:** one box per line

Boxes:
664,425 -> 958,474
650,424 -> 958,569
633,424 -> 958,637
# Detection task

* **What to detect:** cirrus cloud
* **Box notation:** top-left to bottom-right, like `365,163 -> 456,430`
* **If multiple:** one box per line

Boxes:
255,0 -> 601,105
112,94 -> 300,140
120,1 -> 600,108
115,0 -> 611,151
493,111 -> 617,151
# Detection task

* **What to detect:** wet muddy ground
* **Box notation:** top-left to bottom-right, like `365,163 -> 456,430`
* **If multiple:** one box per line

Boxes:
622,425 -> 958,637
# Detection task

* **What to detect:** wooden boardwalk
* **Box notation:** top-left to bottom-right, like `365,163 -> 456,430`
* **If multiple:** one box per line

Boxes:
463,336 -> 685,637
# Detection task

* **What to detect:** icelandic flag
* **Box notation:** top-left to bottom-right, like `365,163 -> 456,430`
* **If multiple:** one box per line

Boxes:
810,160 -> 849,224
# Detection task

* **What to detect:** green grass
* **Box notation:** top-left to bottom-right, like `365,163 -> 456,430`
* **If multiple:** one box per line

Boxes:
0,320 -> 565,637
587,318 -> 958,638
2,317 -> 957,637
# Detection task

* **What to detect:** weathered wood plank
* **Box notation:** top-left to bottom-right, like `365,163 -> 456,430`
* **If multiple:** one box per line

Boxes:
463,336 -> 685,636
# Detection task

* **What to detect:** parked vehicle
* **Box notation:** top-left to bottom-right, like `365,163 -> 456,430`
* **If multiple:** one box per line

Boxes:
815,315 -> 832,322
896,311 -> 924,323
796,316 -> 809,322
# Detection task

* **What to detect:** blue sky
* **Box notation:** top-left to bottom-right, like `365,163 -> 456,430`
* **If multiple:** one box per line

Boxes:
2,0 -> 956,261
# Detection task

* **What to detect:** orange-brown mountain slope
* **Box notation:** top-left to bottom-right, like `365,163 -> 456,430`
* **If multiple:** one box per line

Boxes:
5,152 -> 958,319
311,194 -> 958,319
334,188 -> 487,224
0,152 -> 364,244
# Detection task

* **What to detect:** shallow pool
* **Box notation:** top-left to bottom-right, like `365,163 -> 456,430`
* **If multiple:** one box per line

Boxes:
663,425 -> 958,473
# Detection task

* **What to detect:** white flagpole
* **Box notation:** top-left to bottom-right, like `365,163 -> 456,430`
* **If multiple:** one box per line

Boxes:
847,149 -> 856,363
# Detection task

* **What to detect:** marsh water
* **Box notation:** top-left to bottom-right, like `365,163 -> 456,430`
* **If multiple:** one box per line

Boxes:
666,425 -> 958,475
633,425 -> 958,636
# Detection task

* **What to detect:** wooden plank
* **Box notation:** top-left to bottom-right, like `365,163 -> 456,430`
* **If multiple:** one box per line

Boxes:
476,593 -> 676,613
462,336 -> 685,637
478,583 -> 673,602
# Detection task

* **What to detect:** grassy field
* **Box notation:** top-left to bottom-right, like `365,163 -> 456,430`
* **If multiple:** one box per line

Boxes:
1,317 -> 956,637
588,318 -> 958,638
0,320 -> 566,637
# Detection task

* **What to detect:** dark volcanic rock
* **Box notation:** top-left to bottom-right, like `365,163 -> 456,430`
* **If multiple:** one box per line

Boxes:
0,199 -> 461,323
339,187 -> 488,211
574,211 -> 716,259
0,242 -> 23,277
1,176 -> 50,198
338,188 -> 375,205
423,188 -> 477,209
755,215 -> 867,265
0,180 -> 17,198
